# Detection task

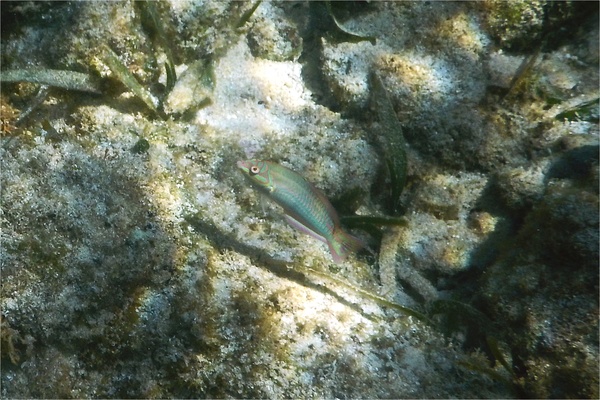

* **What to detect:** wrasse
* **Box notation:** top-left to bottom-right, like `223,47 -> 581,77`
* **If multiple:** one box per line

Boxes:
237,160 -> 363,263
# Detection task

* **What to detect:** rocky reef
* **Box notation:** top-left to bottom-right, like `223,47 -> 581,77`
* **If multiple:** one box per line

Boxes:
1,1 -> 598,398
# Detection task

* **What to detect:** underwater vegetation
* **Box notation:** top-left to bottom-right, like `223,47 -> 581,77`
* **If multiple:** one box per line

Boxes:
324,1 -> 376,46
1,1 -> 598,398
0,1 -> 220,121
0,68 -> 101,94
368,71 -> 408,215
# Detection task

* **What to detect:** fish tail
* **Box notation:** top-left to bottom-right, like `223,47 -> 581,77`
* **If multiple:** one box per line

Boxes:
328,229 -> 364,264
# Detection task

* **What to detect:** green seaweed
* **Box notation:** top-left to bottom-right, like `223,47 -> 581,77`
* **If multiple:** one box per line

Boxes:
455,336 -> 519,395
0,316 -> 26,365
333,188 -> 407,241
164,58 -> 215,116
165,60 -> 177,95
0,69 -> 101,94
302,266 -> 430,323
332,187 -> 365,215
99,44 -> 162,117
14,86 -> 50,126
456,359 -> 514,388
189,58 -> 216,108
369,72 -> 408,215
341,215 -> 408,243
137,0 -> 177,92
183,213 -> 427,322
325,1 -> 376,45
131,138 -> 150,154
428,299 -> 492,334
502,41 -> 543,101
40,120 -> 63,143
486,336 -> 516,378
235,0 -> 262,29
555,97 -> 599,122
428,298 -> 519,388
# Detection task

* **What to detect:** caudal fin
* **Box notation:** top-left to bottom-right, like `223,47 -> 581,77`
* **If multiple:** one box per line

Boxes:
328,229 -> 364,264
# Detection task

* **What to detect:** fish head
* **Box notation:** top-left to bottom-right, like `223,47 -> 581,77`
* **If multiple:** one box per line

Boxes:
237,159 -> 272,190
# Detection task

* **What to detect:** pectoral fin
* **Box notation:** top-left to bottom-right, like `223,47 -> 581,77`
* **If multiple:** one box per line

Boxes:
284,214 -> 328,244
285,214 -> 362,263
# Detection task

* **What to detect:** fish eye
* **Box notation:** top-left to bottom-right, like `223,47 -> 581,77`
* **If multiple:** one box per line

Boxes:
250,165 -> 260,175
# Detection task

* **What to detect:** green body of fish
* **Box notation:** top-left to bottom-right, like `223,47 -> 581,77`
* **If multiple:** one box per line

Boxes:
237,160 -> 362,263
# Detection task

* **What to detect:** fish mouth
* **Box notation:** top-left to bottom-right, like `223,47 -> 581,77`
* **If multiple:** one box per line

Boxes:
237,160 -> 252,174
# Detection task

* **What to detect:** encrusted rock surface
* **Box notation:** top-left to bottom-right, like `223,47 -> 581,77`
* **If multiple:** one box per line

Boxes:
2,1 -> 598,398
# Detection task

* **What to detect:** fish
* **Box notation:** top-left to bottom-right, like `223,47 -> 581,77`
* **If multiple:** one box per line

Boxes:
237,159 -> 363,263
